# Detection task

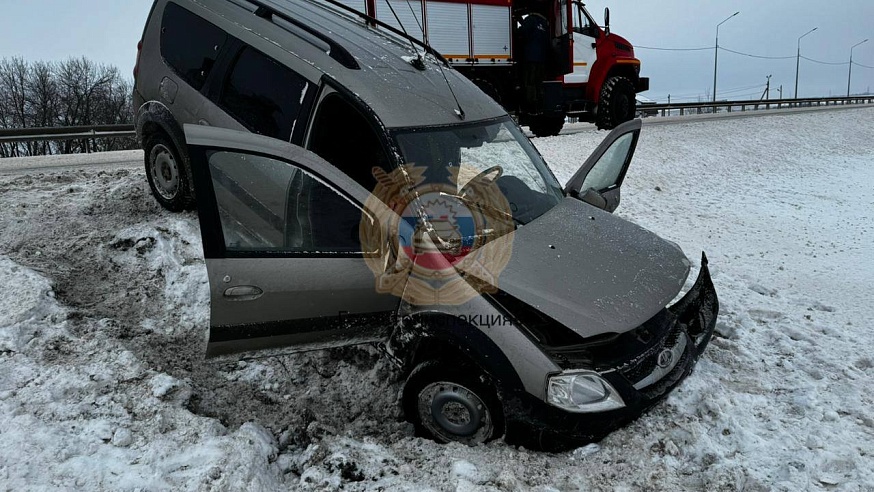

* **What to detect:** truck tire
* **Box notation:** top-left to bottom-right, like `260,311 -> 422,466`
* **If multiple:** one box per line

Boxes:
402,361 -> 504,446
528,115 -> 565,137
471,78 -> 502,105
143,133 -> 195,212
596,76 -> 636,130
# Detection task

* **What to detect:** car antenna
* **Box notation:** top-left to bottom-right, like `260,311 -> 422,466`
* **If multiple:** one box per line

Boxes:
383,1 -> 426,69
386,0 -> 466,120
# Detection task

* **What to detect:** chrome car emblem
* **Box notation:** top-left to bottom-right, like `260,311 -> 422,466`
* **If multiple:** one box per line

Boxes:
656,348 -> 674,369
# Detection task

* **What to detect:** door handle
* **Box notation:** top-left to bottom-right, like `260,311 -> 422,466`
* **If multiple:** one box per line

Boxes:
223,285 -> 263,301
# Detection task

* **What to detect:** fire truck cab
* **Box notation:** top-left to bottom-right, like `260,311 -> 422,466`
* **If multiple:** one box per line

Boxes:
332,0 -> 649,135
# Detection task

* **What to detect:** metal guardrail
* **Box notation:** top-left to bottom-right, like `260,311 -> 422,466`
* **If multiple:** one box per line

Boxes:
641,95 -> 874,117
0,124 -> 135,144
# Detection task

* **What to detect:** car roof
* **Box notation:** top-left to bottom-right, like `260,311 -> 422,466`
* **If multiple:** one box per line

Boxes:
216,0 -> 507,129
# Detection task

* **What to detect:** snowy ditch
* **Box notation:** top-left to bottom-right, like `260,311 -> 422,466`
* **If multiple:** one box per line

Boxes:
0,108 -> 872,490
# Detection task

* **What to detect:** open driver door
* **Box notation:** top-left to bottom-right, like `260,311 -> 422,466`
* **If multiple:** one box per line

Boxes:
550,0 -> 574,77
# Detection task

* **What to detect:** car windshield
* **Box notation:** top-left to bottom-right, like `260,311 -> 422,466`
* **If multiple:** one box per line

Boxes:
392,117 -> 564,226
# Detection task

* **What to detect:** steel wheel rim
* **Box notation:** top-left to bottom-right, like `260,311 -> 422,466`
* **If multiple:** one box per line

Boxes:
150,144 -> 180,200
417,381 -> 493,445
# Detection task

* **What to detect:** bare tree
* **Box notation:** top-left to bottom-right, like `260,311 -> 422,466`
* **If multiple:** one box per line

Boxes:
27,61 -> 60,155
0,57 -> 32,156
0,56 -> 135,157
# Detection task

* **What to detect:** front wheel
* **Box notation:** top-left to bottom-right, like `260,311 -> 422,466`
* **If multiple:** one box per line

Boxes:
403,361 -> 504,446
596,76 -> 637,130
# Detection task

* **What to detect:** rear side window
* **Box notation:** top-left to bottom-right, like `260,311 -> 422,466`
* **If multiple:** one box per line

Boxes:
220,47 -> 311,141
161,2 -> 227,91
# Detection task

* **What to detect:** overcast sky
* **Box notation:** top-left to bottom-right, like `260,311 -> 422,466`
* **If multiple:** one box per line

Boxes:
1,0 -> 872,102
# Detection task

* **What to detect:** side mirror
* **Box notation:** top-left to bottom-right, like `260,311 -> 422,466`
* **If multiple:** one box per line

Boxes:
580,188 -> 607,209
604,7 -> 611,35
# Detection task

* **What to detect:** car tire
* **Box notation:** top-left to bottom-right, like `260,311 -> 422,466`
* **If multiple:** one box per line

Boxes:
528,115 -> 565,137
596,76 -> 636,130
403,361 -> 504,446
143,133 -> 195,212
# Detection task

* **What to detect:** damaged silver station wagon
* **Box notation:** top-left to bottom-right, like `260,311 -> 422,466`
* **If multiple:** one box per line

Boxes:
133,0 -> 718,450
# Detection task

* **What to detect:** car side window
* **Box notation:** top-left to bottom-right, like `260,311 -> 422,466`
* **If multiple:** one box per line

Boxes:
207,150 -> 362,253
580,132 -> 633,192
160,2 -> 228,91
220,47 -> 311,142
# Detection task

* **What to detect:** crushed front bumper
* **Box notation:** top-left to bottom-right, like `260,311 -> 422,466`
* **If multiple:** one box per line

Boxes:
668,253 -> 719,356
506,253 -> 718,450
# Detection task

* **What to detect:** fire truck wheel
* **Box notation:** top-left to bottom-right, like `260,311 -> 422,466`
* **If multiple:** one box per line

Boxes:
471,78 -> 502,105
597,76 -> 636,130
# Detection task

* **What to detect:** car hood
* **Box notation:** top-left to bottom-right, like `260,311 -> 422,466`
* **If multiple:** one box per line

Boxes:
487,198 -> 690,338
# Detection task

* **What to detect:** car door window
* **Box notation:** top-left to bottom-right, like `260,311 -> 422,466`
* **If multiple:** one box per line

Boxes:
160,2 -> 228,91
580,132 -> 634,192
220,47 -> 311,141
207,150 -> 362,253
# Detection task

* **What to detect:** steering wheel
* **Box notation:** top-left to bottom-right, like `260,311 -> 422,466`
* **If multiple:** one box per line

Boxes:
459,165 -> 503,198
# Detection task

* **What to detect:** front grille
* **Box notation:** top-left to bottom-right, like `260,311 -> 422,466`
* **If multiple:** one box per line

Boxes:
618,322 -> 686,387
638,342 -> 693,400
615,42 -> 633,52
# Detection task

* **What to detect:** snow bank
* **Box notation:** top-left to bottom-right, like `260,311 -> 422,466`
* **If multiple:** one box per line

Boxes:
0,254 -> 287,489
1,108 -> 873,490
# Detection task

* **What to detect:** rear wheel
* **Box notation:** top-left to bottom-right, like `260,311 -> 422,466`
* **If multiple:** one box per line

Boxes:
403,361 -> 504,446
143,133 -> 194,212
596,76 -> 636,130
528,115 -> 565,137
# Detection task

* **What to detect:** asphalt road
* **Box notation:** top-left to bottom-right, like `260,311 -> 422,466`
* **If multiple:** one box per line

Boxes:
0,151 -> 142,175
545,102 -> 874,137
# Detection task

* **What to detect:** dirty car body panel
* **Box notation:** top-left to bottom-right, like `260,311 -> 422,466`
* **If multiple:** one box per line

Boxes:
159,0 -> 719,449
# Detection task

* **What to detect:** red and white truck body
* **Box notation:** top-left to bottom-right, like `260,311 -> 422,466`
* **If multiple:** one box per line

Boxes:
332,0 -> 648,134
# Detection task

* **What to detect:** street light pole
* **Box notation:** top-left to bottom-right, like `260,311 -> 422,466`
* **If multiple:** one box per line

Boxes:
795,27 -> 818,99
848,39 -> 869,97
713,11 -> 740,103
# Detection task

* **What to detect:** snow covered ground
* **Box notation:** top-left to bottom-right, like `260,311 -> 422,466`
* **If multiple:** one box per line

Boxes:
1,108 -> 872,490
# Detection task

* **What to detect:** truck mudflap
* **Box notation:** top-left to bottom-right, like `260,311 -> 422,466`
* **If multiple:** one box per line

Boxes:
669,252 -> 719,357
636,77 -> 650,93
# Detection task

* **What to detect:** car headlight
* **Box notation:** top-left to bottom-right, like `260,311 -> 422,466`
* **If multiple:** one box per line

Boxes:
546,371 -> 626,413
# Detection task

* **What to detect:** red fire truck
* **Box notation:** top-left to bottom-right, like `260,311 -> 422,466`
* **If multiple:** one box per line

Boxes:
331,0 -> 649,135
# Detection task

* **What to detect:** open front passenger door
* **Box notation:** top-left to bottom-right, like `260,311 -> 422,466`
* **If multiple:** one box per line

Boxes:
564,118 -> 642,212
